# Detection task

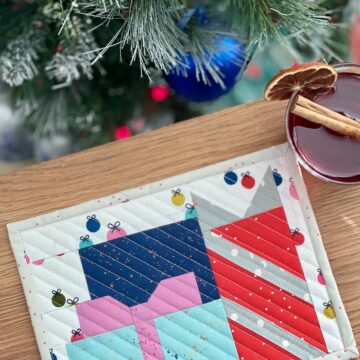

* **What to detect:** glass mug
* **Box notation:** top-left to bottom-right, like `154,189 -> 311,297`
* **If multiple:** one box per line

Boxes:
285,63 -> 360,184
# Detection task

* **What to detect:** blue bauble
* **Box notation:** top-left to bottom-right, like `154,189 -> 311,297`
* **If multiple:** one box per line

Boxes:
165,36 -> 246,102
224,171 -> 238,185
86,214 -> 101,233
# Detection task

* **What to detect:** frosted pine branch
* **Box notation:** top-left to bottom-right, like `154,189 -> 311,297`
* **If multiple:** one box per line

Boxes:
231,0 -> 332,43
72,0 -> 242,87
46,53 -> 93,89
230,0 -> 337,59
73,0 -> 187,77
74,0 -> 128,20
118,0 -> 186,75
0,24 -> 45,86
46,35 -> 96,89
45,12 -> 98,88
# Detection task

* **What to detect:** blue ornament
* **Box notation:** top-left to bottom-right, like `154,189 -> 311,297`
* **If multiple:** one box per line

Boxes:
224,170 -> 238,185
165,36 -> 246,102
273,169 -> 283,187
86,214 -> 100,232
185,203 -> 198,220
79,235 -> 93,249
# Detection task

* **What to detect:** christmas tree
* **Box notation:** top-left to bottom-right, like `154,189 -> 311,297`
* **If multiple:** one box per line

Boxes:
0,0 -> 358,156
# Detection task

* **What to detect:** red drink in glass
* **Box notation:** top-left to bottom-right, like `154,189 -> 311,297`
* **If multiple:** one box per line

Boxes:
286,64 -> 360,184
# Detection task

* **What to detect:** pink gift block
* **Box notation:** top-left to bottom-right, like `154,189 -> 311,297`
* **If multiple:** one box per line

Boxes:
76,272 -> 202,359
134,320 -> 164,360
76,296 -> 133,335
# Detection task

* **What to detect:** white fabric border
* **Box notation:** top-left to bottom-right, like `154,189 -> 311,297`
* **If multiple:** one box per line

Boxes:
283,147 -> 358,360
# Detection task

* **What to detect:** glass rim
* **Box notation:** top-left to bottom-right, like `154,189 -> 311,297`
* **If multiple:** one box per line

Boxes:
285,62 -> 360,185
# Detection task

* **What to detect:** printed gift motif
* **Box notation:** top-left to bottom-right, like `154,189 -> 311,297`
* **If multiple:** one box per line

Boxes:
170,188 -> 185,206
185,203 -> 197,220
240,171 -> 256,189
272,169 -> 283,187
79,235 -> 93,249
85,214 -> 101,232
318,269 -> 326,285
51,289 -> 66,307
323,301 -> 336,319
224,170 -> 238,185
106,221 -> 127,241
49,349 -> 57,360
70,328 -> 84,342
289,178 -> 299,200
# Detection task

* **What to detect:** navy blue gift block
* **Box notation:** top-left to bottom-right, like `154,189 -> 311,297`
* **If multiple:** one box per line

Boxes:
79,218 -> 220,306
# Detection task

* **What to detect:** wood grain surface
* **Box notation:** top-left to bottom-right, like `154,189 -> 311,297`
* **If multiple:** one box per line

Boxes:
0,100 -> 359,359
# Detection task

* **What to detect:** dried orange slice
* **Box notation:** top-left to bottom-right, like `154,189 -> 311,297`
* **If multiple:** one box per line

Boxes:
264,62 -> 337,101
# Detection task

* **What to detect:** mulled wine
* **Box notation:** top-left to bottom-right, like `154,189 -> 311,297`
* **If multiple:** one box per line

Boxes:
287,67 -> 360,183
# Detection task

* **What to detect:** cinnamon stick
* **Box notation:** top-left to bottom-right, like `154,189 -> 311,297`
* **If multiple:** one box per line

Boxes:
338,66 -> 360,77
297,95 -> 360,130
292,104 -> 360,141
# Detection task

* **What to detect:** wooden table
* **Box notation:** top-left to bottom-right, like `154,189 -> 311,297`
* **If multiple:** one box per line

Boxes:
0,100 -> 359,359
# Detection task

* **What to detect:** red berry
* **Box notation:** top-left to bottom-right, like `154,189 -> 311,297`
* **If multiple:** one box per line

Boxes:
150,85 -> 169,102
114,125 -> 132,140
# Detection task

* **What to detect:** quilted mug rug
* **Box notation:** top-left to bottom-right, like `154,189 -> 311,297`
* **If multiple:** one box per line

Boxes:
8,144 -> 358,360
